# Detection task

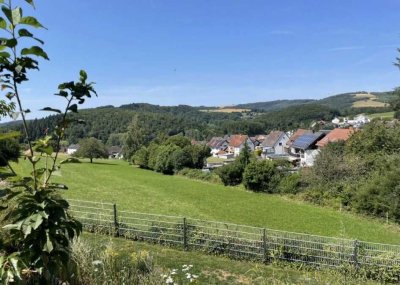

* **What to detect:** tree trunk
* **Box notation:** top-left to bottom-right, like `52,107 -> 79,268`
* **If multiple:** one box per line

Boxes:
90,157 -> 93,163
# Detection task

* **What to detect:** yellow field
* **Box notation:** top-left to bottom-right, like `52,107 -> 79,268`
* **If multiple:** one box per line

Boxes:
352,93 -> 388,108
200,108 -> 251,113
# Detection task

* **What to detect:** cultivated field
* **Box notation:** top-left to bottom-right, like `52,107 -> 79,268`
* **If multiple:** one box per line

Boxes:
352,93 -> 388,108
10,158 -> 400,244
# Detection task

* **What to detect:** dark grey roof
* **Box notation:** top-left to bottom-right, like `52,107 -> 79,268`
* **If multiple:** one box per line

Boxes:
292,132 -> 325,150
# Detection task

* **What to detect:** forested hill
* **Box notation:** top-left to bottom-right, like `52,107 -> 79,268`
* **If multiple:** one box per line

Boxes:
235,91 -> 396,112
235,99 -> 315,111
0,90 -> 395,147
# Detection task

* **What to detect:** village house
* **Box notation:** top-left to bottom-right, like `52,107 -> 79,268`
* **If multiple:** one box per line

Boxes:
206,137 -> 229,157
67,144 -> 79,155
291,132 -> 326,167
260,131 -> 289,158
316,128 -> 354,148
286,129 -> 313,155
228,135 -> 254,157
108,146 -> 123,159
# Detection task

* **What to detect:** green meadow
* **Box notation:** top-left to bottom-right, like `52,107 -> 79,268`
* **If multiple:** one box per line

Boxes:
9,158 -> 400,244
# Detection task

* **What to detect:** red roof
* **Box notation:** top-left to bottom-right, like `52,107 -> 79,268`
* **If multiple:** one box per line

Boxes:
316,128 -> 354,147
229,135 -> 249,148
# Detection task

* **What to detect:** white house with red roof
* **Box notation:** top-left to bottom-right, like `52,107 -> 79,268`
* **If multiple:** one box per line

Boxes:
228,135 -> 255,157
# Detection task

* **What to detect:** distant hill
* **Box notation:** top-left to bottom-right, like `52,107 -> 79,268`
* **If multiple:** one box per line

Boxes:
235,99 -> 315,111
235,91 -> 396,112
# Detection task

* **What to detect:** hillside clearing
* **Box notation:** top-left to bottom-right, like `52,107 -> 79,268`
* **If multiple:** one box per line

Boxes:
9,159 -> 400,244
352,93 -> 388,108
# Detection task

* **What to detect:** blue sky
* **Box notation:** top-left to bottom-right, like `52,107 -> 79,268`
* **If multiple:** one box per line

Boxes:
7,0 -> 400,119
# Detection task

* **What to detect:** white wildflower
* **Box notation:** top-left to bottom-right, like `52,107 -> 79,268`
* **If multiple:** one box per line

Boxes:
165,276 -> 174,284
92,260 -> 102,266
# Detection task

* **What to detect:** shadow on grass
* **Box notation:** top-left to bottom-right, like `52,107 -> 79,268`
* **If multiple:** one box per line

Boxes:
85,161 -> 119,166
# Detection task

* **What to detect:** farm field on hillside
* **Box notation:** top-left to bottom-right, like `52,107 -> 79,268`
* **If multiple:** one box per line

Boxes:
352,93 -> 388,108
10,159 -> 400,244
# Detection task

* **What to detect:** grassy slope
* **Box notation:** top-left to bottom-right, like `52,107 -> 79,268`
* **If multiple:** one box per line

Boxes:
10,159 -> 400,244
84,234 -> 377,285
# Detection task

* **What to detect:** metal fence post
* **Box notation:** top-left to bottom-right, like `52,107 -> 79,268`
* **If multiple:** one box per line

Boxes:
262,228 -> 268,263
353,240 -> 359,268
183,217 -> 188,251
113,203 -> 119,237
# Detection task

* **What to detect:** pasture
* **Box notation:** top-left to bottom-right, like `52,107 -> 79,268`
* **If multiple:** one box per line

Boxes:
9,158 -> 400,244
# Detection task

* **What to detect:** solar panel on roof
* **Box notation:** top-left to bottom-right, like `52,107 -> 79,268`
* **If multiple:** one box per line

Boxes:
292,134 -> 322,150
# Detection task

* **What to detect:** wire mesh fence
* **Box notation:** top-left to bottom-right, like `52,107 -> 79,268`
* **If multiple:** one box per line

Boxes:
68,199 -> 400,271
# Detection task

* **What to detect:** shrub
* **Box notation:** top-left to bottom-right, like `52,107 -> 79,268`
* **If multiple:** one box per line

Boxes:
132,146 -> 149,168
177,168 -> 221,184
278,173 -> 301,194
216,163 -> 244,186
242,160 -> 279,192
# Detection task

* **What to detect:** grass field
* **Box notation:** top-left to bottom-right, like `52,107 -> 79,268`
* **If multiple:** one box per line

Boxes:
368,111 -> 395,119
8,159 -> 400,244
83,233 -> 378,285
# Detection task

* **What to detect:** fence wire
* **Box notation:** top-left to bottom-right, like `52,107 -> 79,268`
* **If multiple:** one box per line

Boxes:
68,199 -> 400,270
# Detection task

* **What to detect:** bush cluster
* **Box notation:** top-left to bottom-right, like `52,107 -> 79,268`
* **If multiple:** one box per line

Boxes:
177,168 -> 221,184
132,135 -> 210,174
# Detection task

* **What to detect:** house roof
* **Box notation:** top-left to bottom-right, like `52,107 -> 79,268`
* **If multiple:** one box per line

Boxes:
68,144 -> 79,150
316,128 -> 354,147
207,137 -> 227,148
229,135 -> 249,148
261,131 -> 285,148
108,146 -> 122,154
191,139 -> 206,145
287,129 -> 312,146
292,132 -> 325,150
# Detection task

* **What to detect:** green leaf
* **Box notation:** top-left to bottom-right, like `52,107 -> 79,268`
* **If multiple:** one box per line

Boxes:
43,232 -> 53,253
20,16 -> 45,29
24,0 -> 35,8
0,38 -> 17,48
9,256 -> 22,280
11,7 -> 22,25
1,6 -> 12,23
68,104 -> 78,113
41,107 -> 61,113
0,51 -> 10,58
18,28 -> 32,37
21,46 -> 49,60
80,70 -> 87,82
32,213 -> 44,229
0,17 -> 6,30
54,90 -> 68,97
